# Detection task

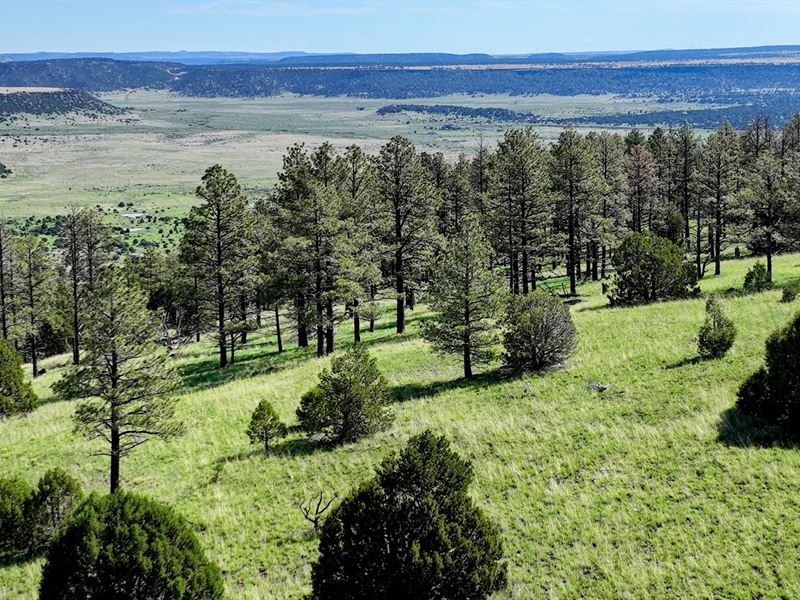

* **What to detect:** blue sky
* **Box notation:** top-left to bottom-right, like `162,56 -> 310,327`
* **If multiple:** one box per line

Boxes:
3,0 -> 800,55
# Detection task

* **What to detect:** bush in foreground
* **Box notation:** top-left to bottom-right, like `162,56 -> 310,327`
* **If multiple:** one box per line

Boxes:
311,430 -> 507,599
782,280 -> 800,303
502,291 -> 577,373
297,345 -> 393,444
0,476 -> 33,564
0,469 -> 83,564
743,261 -> 772,293
736,312 -> 800,430
39,491 -> 223,600
247,399 -> 287,453
609,231 -> 697,306
0,339 -> 37,417
697,297 -> 736,359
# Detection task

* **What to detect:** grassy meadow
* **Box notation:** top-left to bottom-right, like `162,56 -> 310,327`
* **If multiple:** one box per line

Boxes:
2,253 -> 800,598
0,91 -> 711,219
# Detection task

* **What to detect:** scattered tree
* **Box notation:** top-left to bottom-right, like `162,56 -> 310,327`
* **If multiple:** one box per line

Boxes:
697,297 -> 736,359
311,430 -> 507,599
69,266 -> 184,493
247,399 -> 288,453
423,215 -> 505,378
0,339 -> 36,416
502,291 -> 577,373
39,491 -> 224,600
297,345 -> 392,444
743,261 -> 773,293
610,232 -> 698,306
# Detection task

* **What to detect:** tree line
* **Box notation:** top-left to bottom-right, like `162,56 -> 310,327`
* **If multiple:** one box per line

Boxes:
1,115 -> 800,377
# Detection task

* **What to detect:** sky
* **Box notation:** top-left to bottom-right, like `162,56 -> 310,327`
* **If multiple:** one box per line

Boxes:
3,0 -> 800,55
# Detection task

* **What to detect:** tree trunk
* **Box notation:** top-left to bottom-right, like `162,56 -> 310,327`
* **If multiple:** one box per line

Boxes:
522,250 -> 529,294
297,296 -> 308,348
30,334 -> 37,378
71,275 -> 80,365
568,211 -> 577,295
217,274 -> 227,368
353,298 -> 361,343
369,285 -> 376,333
695,207 -> 702,279
275,305 -> 283,353
110,425 -> 120,494
396,259 -> 405,334
229,332 -> 236,365
767,231 -> 774,281
325,298 -> 334,354
240,294 -> 248,344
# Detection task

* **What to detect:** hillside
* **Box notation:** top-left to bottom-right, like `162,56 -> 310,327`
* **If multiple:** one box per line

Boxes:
2,53 -> 800,127
3,254 -> 800,598
0,88 -> 126,119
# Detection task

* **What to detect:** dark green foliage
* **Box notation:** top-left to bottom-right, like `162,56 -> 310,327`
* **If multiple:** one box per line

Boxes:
0,469 -> 82,564
247,399 -> 287,453
0,476 -> 33,564
743,261 -> 772,293
27,468 -> 83,557
736,313 -> 800,430
655,205 -> 686,247
39,491 -> 224,600
311,430 -> 507,599
697,297 -> 736,359
0,339 -> 36,416
610,232 -> 698,306
782,281 -> 800,303
502,292 -> 577,373
0,162 -> 10,178
297,345 -> 392,444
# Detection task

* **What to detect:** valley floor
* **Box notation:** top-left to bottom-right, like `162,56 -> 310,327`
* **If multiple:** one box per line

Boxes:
2,254 -> 800,598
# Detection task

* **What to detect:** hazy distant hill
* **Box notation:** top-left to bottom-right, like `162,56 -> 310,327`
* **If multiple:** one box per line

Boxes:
0,51 -> 309,65
0,88 -> 126,118
3,46 -> 800,127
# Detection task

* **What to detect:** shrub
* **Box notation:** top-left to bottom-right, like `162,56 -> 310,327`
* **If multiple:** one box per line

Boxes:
0,340 -> 37,417
39,491 -> 224,599
247,399 -> 287,453
0,476 -> 34,564
782,280 -> 800,303
743,261 -> 772,293
609,231 -> 698,306
311,430 -> 507,599
502,291 -> 577,373
297,345 -> 393,444
697,297 -> 736,359
736,312 -> 800,430
27,468 -> 83,556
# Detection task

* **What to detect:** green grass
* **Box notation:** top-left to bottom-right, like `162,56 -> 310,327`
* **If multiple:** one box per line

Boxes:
3,253 -> 800,598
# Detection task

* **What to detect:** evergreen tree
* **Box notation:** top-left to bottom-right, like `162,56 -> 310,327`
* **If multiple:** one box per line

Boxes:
698,121 -> 740,275
247,399 -> 287,453
376,136 -> 436,333
0,339 -> 36,416
312,430 -> 507,599
486,128 -> 553,294
625,143 -> 657,232
0,219 -> 13,341
423,215 -> 505,379
11,235 -> 54,378
551,127 -> 600,295
70,266 -> 183,493
180,164 -> 256,367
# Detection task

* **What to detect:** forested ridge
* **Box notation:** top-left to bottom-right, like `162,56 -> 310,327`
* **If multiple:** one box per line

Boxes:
3,57 -> 800,126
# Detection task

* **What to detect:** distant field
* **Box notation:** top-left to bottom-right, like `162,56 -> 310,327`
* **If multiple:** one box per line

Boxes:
0,91 -> 710,220
3,254 -> 800,598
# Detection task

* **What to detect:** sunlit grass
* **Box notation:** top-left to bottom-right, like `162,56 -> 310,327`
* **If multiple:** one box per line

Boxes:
2,253 -> 800,598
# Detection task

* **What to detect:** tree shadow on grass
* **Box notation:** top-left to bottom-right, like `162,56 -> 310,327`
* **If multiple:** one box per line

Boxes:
664,356 -> 701,369
208,437 -> 326,483
177,313 -> 434,394
716,407 -> 800,449
391,368 -> 505,403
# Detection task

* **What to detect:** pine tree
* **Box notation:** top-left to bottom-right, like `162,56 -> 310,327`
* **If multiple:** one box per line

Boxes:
180,165 -> 256,367
697,121 -> 740,276
71,266 -> 184,493
486,128 -> 553,294
625,143 -> 657,233
11,235 -> 54,378
0,339 -> 36,416
551,127 -> 600,295
423,215 -> 505,379
376,136 -> 436,333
